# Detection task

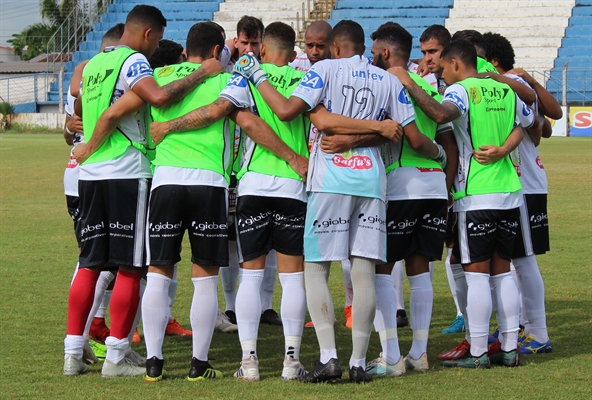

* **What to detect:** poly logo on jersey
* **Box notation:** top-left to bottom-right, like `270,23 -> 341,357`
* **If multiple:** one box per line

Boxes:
300,70 -> 324,89
331,153 -> 372,170
156,66 -> 175,78
127,61 -> 152,78
445,92 -> 467,113
398,88 -> 411,105
228,74 -> 248,88
469,87 -> 482,104
481,86 -> 510,103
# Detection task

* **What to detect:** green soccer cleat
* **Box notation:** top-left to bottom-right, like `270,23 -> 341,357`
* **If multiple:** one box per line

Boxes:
489,348 -> 519,367
442,352 -> 490,369
89,339 -> 106,361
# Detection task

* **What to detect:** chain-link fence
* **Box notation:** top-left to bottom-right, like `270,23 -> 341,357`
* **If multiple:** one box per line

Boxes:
0,73 -> 60,105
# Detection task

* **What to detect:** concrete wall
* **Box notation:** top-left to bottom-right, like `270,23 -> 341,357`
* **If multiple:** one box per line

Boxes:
12,113 -> 64,129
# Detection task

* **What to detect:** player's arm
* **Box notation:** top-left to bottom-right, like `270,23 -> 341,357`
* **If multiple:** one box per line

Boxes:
229,108 -> 308,181
507,68 -> 562,120
69,61 -> 88,98
436,129 -> 458,192
400,120 -> 447,167
132,58 -> 223,108
256,81 -> 309,121
473,125 -> 524,165
149,97 -> 237,145
477,72 -> 536,105
63,115 -> 74,146
542,117 -> 553,138
320,134 -> 387,154
63,113 -> 83,145
388,66 -> 460,124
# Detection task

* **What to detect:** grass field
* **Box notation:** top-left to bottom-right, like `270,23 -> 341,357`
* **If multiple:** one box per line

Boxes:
0,133 -> 591,399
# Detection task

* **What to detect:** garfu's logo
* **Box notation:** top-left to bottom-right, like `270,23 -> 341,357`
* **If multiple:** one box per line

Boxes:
331,149 -> 372,170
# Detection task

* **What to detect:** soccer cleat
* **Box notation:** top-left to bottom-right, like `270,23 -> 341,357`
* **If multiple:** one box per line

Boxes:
63,355 -> 90,376
517,326 -> 527,345
305,316 -> 337,328
260,309 -> 282,326
215,310 -> 238,333
442,352 -> 490,369
365,353 -> 405,377
436,339 -> 470,360
82,339 -> 100,365
489,348 -> 519,367
488,340 -> 502,357
165,318 -> 192,336
396,309 -> 409,328
132,328 -> 141,343
89,317 -> 110,344
404,353 -> 429,372
126,350 -> 146,366
441,315 -> 465,334
488,329 -> 499,344
519,336 -> 553,354
299,358 -> 342,383
89,339 -> 106,360
344,305 -> 353,329
188,357 -> 223,381
102,357 -> 145,377
234,355 -> 259,381
281,356 -> 307,380
349,366 -> 372,384
225,310 -> 237,325
144,356 -> 164,382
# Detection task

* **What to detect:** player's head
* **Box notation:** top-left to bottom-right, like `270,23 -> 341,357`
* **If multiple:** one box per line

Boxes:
370,22 -> 412,70
234,16 -> 264,57
440,40 -> 477,85
330,20 -> 365,58
100,23 -> 124,51
148,39 -> 184,69
260,22 -> 296,64
451,29 -> 486,58
483,32 -> 515,73
210,22 -> 226,41
186,22 -> 225,61
124,5 -> 167,58
419,24 -> 450,75
304,21 -> 332,64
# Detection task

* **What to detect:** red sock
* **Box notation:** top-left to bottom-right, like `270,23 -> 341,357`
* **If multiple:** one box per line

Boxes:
109,270 -> 141,339
67,268 -> 100,335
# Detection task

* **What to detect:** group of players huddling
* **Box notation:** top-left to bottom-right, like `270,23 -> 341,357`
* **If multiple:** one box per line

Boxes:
62,4 -> 558,384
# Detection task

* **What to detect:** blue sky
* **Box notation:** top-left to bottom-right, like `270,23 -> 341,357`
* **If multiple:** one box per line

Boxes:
0,0 -> 43,46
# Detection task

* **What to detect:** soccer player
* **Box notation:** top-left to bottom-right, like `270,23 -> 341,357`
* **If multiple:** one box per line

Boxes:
419,25 -> 451,96
365,22 -> 455,376
64,5 -> 223,377
450,30 -> 497,74
390,40 -> 536,368
289,20 -> 332,72
222,16 -> 265,72
234,20 -> 442,383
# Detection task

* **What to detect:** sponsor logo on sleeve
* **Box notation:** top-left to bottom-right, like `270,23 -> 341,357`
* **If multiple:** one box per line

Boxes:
127,61 -> 152,78
444,92 -> 467,113
300,70 -> 324,89
227,74 -> 248,87
397,88 -> 411,105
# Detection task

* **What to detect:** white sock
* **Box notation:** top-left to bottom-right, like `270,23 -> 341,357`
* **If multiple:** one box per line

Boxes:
374,274 -> 400,365
64,334 -> 85,360
509,262 -> 526,325
127,278 -> 146,345
190,276 -> 218,361
105,336 -> 129,364
451,262 -> 470,342
465,272 -> 491,357
83,271 -> 115,336
391,261 -> 405,311
408,272 -> 433,359
142,273 -> 171,359
279,272 -> 305,360
349,256 -> 376,369
96,289 -> 112,319
167,264 -> 178,321
444,248 -> 462,316
513,255 -> 548,342
237,269 -> 264,359
341,259 -> 353,307
260,251 -> 277,311
221,241 -> 239,312
305,261 -> 336,363
490,272 -> 520,352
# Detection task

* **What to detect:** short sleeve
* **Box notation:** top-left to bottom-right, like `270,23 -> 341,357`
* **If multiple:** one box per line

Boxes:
291,61 -> 329,111
220,45 -> 232,69
65,88 -> 75,117
515,95 -> 535,129
388,76 -> 415,127
121,53 -> 153,88
219,74 -> 253,109
443,84 -> 469,117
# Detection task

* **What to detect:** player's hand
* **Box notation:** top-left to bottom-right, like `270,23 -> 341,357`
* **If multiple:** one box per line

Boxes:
416,58 -> 429,77
377,119 -> 403,143
431,142 -> 447,168
320,135 -> 355,154
288,154 -> 308,182
473,145 -> 505,165
387,66 -> 412,86
507,68 -> 536,86
150,121 -> 169,146
233,54 -> 268,87
68,114 -> 83,133
200,58 -> 224,77
72,142 -> 92,164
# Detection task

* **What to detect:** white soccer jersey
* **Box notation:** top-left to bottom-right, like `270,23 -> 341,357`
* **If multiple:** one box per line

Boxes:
63,88 -> 84,196
443,81 -> 534,212
291,55 -> 416,201
408,61 -> 439,92
79,46 -> 153,181
289,52 -> 312,73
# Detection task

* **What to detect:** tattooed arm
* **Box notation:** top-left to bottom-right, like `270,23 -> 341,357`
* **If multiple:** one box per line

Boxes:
132,58 -> 224,108
150,97 -> 237,145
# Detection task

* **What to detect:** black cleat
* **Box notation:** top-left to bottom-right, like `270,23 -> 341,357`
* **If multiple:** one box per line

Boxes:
396,309 -> 409,328
144,356 -> 164,382
225,310 -> 237,325
349,366 -> 372,384
299,358 -> 342,383
187,357 -> 223,381
260,309 -> 283,326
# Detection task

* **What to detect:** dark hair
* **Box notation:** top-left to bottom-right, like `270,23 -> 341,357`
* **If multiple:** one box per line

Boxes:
419,24 -> 451,47
331,20 -> 365,50
264,22 -> 295,51
186,22 -> 225,59
102,23 -> 124,46
371,22 -> 412,60
483,32 -> 515,72
148,39 -> 184,68
210,21 -> 226,40
236,16 -> 264,40
441,40 -> 477,69
451,29 -> 485,55
126,5 -> 166,30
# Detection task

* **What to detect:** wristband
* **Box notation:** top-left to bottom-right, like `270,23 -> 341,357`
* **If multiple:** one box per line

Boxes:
65,125 -> 75,136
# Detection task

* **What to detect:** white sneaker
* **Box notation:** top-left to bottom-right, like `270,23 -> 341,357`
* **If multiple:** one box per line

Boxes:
63,355 -> 90,376
404,353 -> 429,372
102,357 -> 145,377
281,356 -> 307,380
215,309 -> 238,333
82,340 -> 100,365
125,350 -> 146,366
365,353 -> 405,377
234,355 -> 259,381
